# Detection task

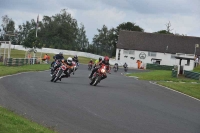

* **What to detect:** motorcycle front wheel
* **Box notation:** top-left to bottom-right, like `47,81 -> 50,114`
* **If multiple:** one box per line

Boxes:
93,76 -> 101,86
51,74 -> 56,82
54,69 -> 63,82
90,74 -> 96,85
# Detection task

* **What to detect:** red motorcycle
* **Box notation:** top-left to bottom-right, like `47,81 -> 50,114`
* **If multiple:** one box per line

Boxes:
90,64 -> 108,86
51,63 -> 68,82
88,63 -> 93,71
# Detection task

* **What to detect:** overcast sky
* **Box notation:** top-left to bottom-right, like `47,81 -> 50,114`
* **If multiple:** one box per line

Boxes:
0,0 -> 200,42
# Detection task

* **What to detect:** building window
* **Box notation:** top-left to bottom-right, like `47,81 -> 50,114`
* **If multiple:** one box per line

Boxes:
129,50 -> 135,55
148,52 -> 156,57
123,50 -> 135,55
123,50 -> 129,54
186,60 -> 190,66
171,54 -> 176,59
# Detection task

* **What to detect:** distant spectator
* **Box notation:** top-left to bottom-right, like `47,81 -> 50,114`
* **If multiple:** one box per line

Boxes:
47,55 -> 50,64
194,55 -> 199,67
28,53 -> 31,59
42,54 -> 48,63
136,60 -> 141,69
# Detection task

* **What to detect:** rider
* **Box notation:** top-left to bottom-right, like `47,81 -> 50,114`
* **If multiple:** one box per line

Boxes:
123,62 -> 128,68
88,59 -> 93,67
93,57 -> 102,68
72,55 -> 79,64
51,52 -> 64,74
59,57 -> 74,81
89,59 -> 93,64
72,55 -> 79,71
114,63 -> 119,70
89,56 -> 110,80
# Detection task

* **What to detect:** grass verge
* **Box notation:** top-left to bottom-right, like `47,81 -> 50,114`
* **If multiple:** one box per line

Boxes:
158,82 -> 200,99
127,70 -> 200,100
127,70 -> 200,82
0,106 -> 56,133
193,65 -> 200,73
0,63 -> 49,77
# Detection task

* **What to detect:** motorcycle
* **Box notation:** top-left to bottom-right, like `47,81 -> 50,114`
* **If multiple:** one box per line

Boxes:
90,64 -> 108,86
88,63 -> 93,71
73,61 -> 79,71
113,65 -> 118,72
76,62 -> 79,70
70,61 -> 77,75
124,66 -> 128,72
51,63 -> 68,82
50,59 -> 62,75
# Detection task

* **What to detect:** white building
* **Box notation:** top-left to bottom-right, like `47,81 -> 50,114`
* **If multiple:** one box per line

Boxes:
116,31 -> 200,71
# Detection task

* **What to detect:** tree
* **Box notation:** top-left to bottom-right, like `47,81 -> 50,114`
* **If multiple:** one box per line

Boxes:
154,30 -> 173,34
92,22 -> 144,56
76,23 -> 89,51
1,10 -> 90,51
154,21 -> 174,35
22,29 -> 42,48
38,9 -> 80,50
113,22 -> 144,56
117,22 -> 144,32
1,15 -> 15,42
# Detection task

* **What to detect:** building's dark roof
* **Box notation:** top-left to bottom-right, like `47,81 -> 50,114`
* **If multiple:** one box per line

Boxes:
117,30 -> 200,55
175,56 -> 195,60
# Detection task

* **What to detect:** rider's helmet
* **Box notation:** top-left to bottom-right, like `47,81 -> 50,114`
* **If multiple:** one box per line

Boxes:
59,52 -> 63,55
67,57 -> 73,64
99,57 -> 102,62
104,56 -> 109,63
74,55 -> 78,59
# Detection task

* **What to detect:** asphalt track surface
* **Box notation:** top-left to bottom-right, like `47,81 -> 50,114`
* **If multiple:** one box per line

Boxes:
0,65 -> 200,133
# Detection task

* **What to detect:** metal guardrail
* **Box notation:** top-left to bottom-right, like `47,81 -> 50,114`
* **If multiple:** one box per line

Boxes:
5,58 -> 30,66
147,63 -> 174,70
184,70 -> 200,80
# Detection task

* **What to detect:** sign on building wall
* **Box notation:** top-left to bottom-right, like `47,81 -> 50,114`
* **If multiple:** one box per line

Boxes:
139,52 -> 146,59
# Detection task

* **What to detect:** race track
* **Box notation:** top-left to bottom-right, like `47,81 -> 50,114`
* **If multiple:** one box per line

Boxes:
0,65 -> 200,133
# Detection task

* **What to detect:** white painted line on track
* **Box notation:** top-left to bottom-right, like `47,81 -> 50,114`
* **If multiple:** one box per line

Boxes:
149,81 -> 200,102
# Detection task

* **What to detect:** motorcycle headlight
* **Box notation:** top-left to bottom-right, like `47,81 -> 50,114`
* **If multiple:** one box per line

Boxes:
101,69 -> 106,73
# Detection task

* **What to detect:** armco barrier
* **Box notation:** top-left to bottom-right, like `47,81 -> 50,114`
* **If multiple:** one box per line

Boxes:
5,58 -> 29,66
172,70 -> 178,77
146,63 -> 174,70
184,70 -> 200,80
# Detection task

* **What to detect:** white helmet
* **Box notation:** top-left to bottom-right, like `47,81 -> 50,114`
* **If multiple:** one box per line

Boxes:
67,57 -> 72,64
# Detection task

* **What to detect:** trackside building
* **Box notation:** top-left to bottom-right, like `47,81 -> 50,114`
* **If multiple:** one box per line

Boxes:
116,30 -> 200,71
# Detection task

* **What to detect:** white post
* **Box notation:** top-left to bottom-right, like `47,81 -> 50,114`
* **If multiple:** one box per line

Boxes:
3,43 -> 6,65
32,47 -> 36,64
36,28 -> 37,38
8,41 -> 11,58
